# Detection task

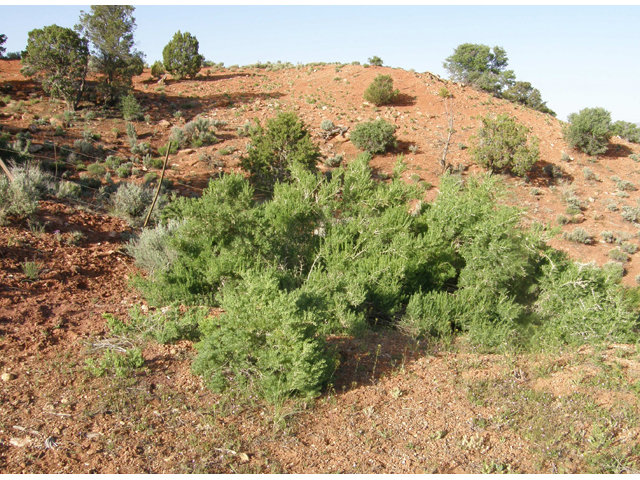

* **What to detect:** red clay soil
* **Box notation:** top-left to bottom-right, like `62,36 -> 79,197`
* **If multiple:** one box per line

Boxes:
1,59 -> 640,473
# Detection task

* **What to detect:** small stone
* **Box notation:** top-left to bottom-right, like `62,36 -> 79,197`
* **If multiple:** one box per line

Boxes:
10,437 -> 32,447
1,372 -> 15,382
158,119 -> 171,128
170,348 -> 177,355
28,144 -> 43,153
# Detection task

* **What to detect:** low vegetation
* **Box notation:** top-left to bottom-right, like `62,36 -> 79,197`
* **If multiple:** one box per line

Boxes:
471,114 -> 539,176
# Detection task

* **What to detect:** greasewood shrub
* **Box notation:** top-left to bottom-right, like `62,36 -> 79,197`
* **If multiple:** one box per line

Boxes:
363,75 -> 399,106
131,155 -> 640,401
350,119 -> 397,154
563,107 -> 612,156
472,114 -> 539,176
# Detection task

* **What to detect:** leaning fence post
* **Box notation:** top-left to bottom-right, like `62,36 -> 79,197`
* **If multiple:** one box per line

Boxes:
143,142 -> 172,229
0,157 -> 13,182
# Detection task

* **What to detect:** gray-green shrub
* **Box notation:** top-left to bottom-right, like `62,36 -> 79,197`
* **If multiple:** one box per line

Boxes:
0,165 -> 54,223
350,119 -> 397,154
363,74 -> 399,106
472,114 -> 539,176
111,181 -> 165,227
563,107 -> 612,156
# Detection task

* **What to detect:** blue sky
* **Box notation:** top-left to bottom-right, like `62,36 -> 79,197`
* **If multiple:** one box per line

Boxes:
2,5 -> 639,123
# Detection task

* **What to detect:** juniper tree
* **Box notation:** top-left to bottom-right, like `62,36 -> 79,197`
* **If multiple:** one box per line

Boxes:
21,25 -> 89,111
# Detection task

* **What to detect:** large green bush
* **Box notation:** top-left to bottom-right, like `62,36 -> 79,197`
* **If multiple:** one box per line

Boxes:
240,112 -> 320,192
130,155 -> 640,401
472,114 -> 539,176
162,31 -> 203,79
350,119 -> 397,154
563,107 -> 612,156
364,74 -> 399,106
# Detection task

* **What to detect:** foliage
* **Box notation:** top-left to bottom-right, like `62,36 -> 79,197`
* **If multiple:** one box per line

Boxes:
533,261 -> 638,348
320,119 -> 334,131
350,119 -> 397,154
20,25 -> 89,111
120,93 -> 143,121
563,107 -> 612,156
132,159 -> 640,401
182,116 -> 219,147
363,74 -> 399,106
85,348 -> 144,377
162,31 -> 203,79
76,5 -> 145,105
443,43 -> 515,96
240,112 -> 320,192
0,33 -> 6,58
562,227 -> 593,244
502,81 -> 556,116
192,269 -> 336,400
472,114 -> 539,176
368,56 -> 383,67
0,165 -> 54,224
611,120 -> 640,143
150,60 -> 165,78
126,219 -> 182,275
110,181 -> 166,227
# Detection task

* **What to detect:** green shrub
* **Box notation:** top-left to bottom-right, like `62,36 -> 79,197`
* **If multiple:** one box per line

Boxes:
600,231 -> 616,244
363,75 -> 399,106
320,119 -> 334,131
611,120 -> 640,143
120,93 -> 143,121
111,181 -> 165,227
367,56 -> 383,67
0,165 -> 54,223
563,107 -> 612,156
182,116 -> 218,147
562,227 -> 592,244
621,242 -> 638,254
126,219 -> 182,275
533,261 -> 637,348
56,180 -> 82,199
87,163 -> 106,176
86,348 -> 145,377
583,167 -> 598,181
472,114 -> 539,176
240,112 -> 320,191
150,60 -> 165,78
162,31 -> 203,79
116,162 -> 133,178
131,159 -> 640,401
192,269 -> 336,400
609,248 -> 629,263
621,204 -> 640,223
350,119 -> 397,154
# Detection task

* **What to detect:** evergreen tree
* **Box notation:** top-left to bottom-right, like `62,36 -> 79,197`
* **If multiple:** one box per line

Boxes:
76,5 -> 144,105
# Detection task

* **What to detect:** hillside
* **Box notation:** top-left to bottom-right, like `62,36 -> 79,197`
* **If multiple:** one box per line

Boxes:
1,59 -> 640,473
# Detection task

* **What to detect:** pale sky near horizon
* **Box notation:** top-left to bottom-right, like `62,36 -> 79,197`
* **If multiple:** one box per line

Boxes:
1,5 -> 639,123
